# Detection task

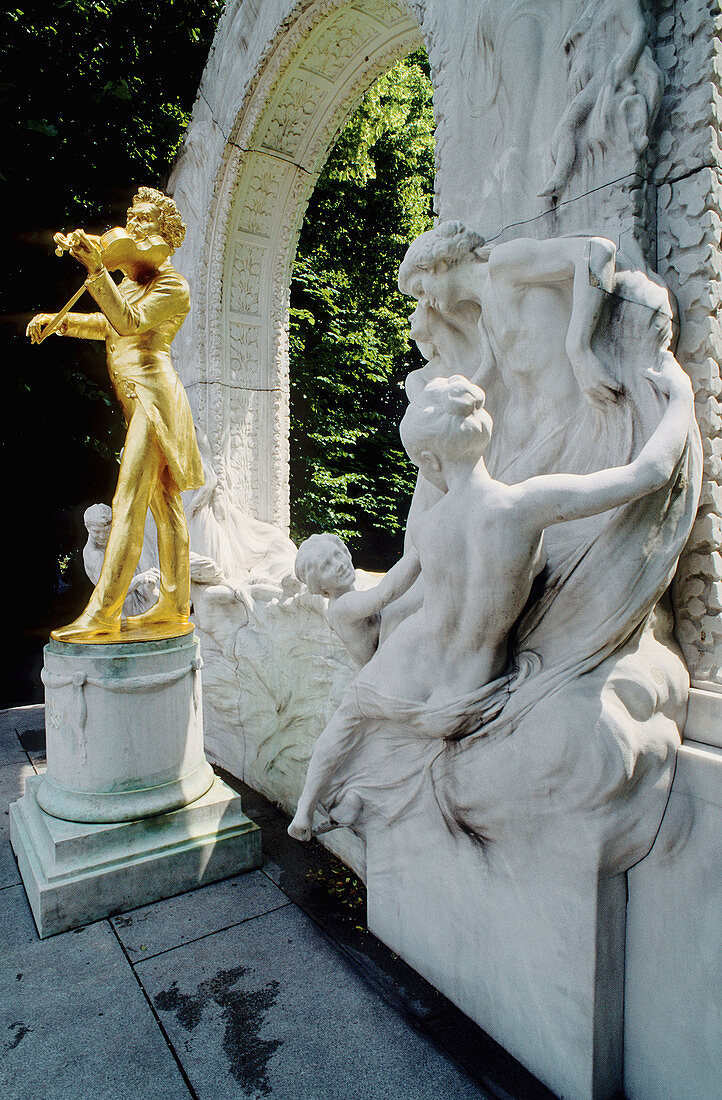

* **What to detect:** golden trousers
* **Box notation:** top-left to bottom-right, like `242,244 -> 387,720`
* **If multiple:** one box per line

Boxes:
86,404 -> 190,623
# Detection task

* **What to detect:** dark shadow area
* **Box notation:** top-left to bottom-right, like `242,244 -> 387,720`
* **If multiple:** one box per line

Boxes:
289,51 -> 434,572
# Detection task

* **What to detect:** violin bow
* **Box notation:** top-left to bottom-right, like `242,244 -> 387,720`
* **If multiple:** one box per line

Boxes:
36,231 -> 91,344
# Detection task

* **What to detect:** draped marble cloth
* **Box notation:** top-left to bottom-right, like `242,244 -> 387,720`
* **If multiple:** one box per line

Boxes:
323,282 -> 703,873
184,428 -> 297,584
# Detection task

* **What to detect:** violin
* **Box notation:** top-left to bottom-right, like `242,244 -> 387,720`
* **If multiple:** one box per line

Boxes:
35,227 -> 171,344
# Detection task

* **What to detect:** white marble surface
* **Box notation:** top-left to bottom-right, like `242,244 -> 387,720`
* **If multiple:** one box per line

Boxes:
158,0 -> 722,1092
684,684 -> 722,749
291,237 -> 701,836
169,0 -> 422,532
285,237 -> 701,1098
296,533 -> 403,666
624,738 -> 722,1099
10,774 -> 261,938
82,503 -> 159,617
367,794 -> 627,1100
168,0 -> 722,690
39,634 -> 213,823
191,573 -> 366,876
426,0 -> 662,238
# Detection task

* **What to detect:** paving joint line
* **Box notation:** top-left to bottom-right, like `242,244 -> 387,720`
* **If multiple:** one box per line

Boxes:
123,898 -> 295,964
254,846 -> 529,1097
107,919 -> 200,1100
256,867 -> 414,1013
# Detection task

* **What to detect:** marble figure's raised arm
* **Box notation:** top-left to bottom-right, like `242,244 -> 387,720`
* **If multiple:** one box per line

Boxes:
514,354 -> 694,529
488,236 -> 619,407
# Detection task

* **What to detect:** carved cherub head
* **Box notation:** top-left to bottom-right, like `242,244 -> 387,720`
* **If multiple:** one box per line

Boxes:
400,375 -> 493,490
295,533 -> 356,599
127,187 -> 186,252
398,221 -> 488,312
83,503 -> 112,549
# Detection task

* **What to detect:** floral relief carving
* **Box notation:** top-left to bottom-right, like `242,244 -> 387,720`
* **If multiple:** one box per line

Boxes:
229,241 -> 266,315
261,75 -> 323,158
229,321 -> 264,389
300,17 -> 369,81
238,160 -> 289,237
257,31 -> 419,524
654,0 -> 722,687
353,0 -> 409,27
180,0 -> 419,525
227,389 -> 260,515
212,15 -> 419,524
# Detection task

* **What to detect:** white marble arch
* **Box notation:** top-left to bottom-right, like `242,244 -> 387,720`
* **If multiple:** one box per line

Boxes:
169,0 -> 424,531
165,6 -> 722,1096
171,1 -> 722,692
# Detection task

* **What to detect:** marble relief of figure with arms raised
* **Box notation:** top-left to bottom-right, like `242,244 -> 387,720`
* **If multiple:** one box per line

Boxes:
289,352 -> 695,841
286,225 -> 703,869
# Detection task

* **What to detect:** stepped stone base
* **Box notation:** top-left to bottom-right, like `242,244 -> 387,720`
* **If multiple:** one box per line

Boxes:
10,774 -> 261,938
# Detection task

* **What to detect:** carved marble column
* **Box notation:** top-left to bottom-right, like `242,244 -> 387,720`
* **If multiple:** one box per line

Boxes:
166,3 -> 722,1098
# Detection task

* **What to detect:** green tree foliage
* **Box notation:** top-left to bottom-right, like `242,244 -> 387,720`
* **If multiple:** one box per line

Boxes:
0,9 -> 435,702
1,0 -> 223,484
289,52 -> 435,570
2,1 -> 223,219
0,1 -> 222,703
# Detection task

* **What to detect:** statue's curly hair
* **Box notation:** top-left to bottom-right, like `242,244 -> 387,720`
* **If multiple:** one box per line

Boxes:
131,187 -> 186,251
398,221 -> 486,293
401,374 -> 493,462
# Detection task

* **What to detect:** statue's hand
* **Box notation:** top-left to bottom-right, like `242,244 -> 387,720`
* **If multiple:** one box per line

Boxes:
26,314 -> 52,343
645,354 -> 694,404
67,229 -> 103,275
574,349 -> 622,409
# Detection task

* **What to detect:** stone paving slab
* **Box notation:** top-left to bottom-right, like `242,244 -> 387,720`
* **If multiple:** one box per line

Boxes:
229,775 -> 450,1026
0,886 -> 191,1100
137,903 -> 489,1100
1,712 -> 547,1100
424,1004 -> 556,1100
0,885 -> 43,949
17,728 -> 46,769
0,729 -> 28,769
111,869 -> 291,962
0,704 -> 44,736
0,762 -> 35,890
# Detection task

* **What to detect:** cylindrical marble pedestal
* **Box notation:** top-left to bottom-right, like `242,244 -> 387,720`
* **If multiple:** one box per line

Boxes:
38,634 -> 214,823
10,630 -> 261,937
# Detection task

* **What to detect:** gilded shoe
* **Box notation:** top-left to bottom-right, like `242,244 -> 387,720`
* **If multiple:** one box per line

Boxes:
124,604 -> 189,630
51,611 -> 120,643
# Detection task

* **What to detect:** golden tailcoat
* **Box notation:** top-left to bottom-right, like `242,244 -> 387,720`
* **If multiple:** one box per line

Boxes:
64,262 -> 204,492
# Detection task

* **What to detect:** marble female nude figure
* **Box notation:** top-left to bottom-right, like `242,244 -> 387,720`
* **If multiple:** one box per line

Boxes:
288,359 -> 694,842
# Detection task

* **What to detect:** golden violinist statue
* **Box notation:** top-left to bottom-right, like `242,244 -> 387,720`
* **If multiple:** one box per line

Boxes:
27,187 -> 204,643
